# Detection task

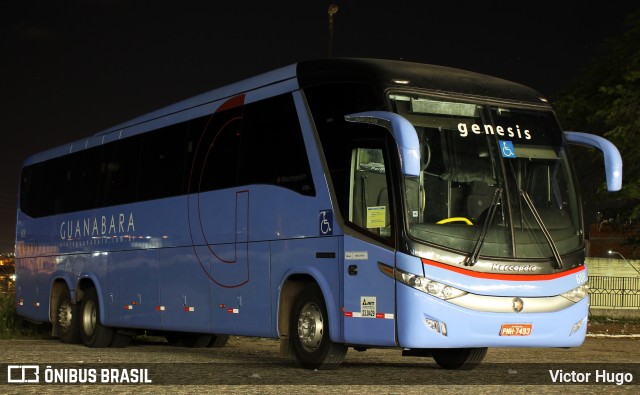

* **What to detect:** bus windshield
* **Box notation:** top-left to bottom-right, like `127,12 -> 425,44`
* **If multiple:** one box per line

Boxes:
389,93 -> 582,261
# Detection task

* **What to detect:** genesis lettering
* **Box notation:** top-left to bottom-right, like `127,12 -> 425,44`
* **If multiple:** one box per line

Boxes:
458,122 -> 532,140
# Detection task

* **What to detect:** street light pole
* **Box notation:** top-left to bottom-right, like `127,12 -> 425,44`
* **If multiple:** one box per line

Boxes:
328,4 -> 339,58
608,250 -> 640,276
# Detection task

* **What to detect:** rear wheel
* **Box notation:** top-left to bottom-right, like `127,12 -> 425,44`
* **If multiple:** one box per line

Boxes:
290,285 -> 346,370
208,334 -> 230,348
431,347 -> 487,370
165,332 -> 180,344
180,333 -> 212,348
56,291 -> 80,344
109,331 -> 132,348
79,287 -> 114,348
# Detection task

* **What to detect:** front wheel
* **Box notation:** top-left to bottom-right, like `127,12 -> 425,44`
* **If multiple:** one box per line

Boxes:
79,287 -> 114,348
431,347 -> 487,370
290,285 -> 346,370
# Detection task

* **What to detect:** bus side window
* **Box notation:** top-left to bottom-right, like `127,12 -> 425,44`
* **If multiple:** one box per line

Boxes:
99,136 -> 141,207
350,147 -> 392,240
239,94 -> 315,196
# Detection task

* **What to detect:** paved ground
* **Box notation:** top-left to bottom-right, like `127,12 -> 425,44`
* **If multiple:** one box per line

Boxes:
0,325 -> 638,394
586,319 -> 640,336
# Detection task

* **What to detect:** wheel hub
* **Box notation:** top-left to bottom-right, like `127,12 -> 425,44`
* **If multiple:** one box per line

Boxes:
82,300 -> 97,336
57,303 -> 73,330
297,302 -> 324,352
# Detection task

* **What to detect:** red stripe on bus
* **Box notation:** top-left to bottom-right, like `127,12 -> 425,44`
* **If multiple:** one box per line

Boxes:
422,258 -> 584,281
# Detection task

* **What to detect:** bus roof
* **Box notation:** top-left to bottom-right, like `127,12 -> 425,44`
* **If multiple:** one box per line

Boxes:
296,58 -> 546,104
95,58 -> 548,138
23,58 -> 548,166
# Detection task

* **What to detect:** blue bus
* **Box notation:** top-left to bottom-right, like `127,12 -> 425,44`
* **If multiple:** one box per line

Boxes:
15,58 -> 622,370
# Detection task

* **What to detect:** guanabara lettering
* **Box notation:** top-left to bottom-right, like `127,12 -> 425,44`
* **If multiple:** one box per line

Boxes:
60,212 -> 135,240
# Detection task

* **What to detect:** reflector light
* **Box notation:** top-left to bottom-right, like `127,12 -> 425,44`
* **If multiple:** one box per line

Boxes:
570,317 -> 587,335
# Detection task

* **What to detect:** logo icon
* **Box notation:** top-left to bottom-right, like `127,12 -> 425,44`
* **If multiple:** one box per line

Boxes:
512,297 -> 524,313
7,365 -> 40,383
319,210 -> 333,236
499,140 -> 517,158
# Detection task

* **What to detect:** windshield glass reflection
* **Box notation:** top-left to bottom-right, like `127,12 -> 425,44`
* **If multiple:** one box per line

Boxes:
390,93 -> 582,260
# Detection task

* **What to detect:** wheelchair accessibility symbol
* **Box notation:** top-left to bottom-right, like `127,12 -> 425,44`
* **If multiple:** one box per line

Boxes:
319,210 -> 333,236
499,140 -> 517,158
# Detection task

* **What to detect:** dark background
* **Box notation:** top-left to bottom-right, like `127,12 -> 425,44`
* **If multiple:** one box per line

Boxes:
1,0 -> 638,252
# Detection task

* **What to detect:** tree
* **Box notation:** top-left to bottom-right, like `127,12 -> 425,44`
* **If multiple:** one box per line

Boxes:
554,11 -> 640,222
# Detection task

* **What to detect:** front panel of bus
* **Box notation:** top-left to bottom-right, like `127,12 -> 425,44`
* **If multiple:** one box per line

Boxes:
388,92 -> 589,348
305,80 -> 589,349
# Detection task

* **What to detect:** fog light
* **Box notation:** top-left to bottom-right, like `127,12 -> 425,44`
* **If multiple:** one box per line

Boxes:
425,318 -> 448,336
425,319 -> 439,333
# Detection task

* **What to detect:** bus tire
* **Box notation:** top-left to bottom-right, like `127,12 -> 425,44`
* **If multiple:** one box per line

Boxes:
165,332 -> 180,344
79,287 -> 114,348
431,347 -> 487,370
180,333 -> 212,348
109,331 -> 132,348
56,291 -> 80,344
207,334 -> 230,348
290,285 -> 346,370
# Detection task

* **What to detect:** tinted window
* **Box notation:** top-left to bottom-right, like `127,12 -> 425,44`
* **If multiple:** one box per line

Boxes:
304,83 -> 381,216
138,123 -> 189,201
188,106 -> 243,193
240,94 -> 315,195
20,93 -> 314,218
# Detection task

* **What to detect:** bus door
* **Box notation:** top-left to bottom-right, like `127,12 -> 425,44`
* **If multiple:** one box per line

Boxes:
340,112 -> 420,347
342,144 -> 397,346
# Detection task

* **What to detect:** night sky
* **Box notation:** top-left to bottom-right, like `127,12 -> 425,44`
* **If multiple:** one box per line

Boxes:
1,1 -> 638,252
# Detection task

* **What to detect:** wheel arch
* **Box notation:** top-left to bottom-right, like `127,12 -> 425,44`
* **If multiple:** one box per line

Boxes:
277,268 -> 342,349
76,274 -> 107,324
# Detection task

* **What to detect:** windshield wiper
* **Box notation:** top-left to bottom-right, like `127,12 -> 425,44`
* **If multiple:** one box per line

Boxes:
465,187 -> 503,266
519,190 -> 563,269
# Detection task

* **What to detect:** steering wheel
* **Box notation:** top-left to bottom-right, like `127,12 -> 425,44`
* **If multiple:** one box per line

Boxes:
436,217 -> 473,225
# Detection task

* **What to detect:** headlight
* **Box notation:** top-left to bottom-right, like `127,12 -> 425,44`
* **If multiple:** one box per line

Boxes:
560,284 -> 589,303
396,268 -> 467,300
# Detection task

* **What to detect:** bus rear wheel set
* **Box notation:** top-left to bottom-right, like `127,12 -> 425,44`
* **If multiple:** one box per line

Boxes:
55,287 -> 228,349
79,287 -> 126,348
55,284 -> 486,369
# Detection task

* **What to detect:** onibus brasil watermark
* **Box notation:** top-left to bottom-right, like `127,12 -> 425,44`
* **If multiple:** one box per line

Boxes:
4,363 -> 637,385
7,365 -> 151,384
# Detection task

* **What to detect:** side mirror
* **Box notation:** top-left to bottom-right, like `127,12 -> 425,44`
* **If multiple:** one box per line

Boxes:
564,131 -> 623,192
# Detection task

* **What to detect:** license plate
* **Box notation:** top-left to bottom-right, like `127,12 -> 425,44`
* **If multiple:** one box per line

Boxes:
500,323 -> 532,336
